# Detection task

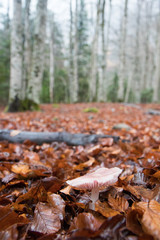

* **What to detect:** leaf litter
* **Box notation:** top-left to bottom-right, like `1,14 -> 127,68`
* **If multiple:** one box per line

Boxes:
0,103 -> 160,239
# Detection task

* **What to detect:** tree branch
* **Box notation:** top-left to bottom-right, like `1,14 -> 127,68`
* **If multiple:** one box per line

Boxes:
0,130 -> 121,146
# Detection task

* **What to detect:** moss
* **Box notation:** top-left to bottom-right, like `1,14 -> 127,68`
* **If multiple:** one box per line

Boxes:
7,96 -> 40,112
52,104 -> 60,108
83,107 -> 98,113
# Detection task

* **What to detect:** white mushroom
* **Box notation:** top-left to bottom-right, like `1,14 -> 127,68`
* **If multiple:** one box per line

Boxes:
66,167 -> 122,210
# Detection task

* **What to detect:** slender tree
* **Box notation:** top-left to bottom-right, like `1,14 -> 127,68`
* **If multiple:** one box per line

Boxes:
153,3 -> 160,102
49,14 -> 55,103
105,0 -> 112,99
97,0 -> 106,102
117,0 -> 128,101
89,0 -> 101,101
72,0 -> 78,102
22,0 -> 31,99
9,0 -> 23,102
69,0 -> 73,103
28,0 -> 48,104
133,0 -> 142,103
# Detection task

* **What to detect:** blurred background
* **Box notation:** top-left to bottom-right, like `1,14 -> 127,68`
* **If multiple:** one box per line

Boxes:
0,0 -> 160,107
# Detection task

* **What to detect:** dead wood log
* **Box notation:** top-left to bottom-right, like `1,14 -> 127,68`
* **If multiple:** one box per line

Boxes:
0,130 -> 121,146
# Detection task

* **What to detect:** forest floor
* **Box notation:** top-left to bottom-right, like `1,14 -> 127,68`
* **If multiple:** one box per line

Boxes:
0,103 -> 160,240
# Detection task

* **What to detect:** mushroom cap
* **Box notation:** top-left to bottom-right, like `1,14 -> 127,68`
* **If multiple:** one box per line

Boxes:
66,167 -> 122,190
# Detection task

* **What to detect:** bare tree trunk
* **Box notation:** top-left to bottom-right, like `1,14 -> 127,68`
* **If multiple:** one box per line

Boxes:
105,0 -> 112,99
153,6 -> 160,102
89,0 -> 101,102
117,0 -> 128,102
22,0 -> 31,100
9,0 -> 23,102
69,0 -> 73,103
28,0 -> 48,104
70,0 -> 78,102
141,1 -> 152,92
49,14 -> 55,103
97,0 -> 106,102
133,0 -> 142,103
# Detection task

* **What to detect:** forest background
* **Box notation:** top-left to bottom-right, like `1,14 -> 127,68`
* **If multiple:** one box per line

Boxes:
0,0 -> 160,109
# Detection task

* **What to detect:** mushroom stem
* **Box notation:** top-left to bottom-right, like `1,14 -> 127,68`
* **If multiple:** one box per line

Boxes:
89,186 -> 99,210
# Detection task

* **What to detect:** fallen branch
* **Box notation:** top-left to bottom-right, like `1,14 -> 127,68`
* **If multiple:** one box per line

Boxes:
0,130 -> 121,146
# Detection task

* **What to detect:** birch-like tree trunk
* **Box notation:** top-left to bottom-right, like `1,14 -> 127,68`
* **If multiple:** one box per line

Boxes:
69,0 -> 73,103
72,0 -> 78,102
97,0 -> 106,102
133,0 -> 142,103
153,8 -> 160,102
105,0 -> 112,99
28,0 -> 48,104
141,1 -> 152,92
49,14 -> 55,103
22,0 -> 31,99
117,0 -> 128,102
9,0 -> 23,102
89,0 -> 101,102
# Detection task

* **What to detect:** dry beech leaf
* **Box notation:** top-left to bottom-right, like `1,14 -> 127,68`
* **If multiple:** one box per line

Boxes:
122,184 -> 141,199
11,163 -> 30,175
73,157 -> 95,171
10,130 -> 21,137
87,145 -> 101,156
141,201 -> 160,240
95,200 -> 120,218
108,194 -> 129,213
60,185 -> 72,195
0,224 -> 18,240
133,185 -> 159,201
69,212 -> 105,232
0,205 -> 29,232
16,184 -> 47,204
47,193 -> 65,220
100,138 -> 114,147
126,208 -> 144,236
152,171 -> 160,179
30,202 -> 61,234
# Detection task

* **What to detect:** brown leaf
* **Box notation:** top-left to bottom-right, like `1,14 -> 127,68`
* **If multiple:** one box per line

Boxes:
126,208 -> 144,236
95,200 -> 120,218
87,145 -> 101,156
108,194 -> 129,213
133,185 -> 159,201
141,201 -> 160,240
10,130 -> 21,137
0,224 -> 18,240
11,163 -> 30,175
30,202 -> 61,234
0,205 -> 29,232
47,193 -> 65,220
100,138 -> 114,147
41,176 -> 63,193
73,157 -> 95,171
16,184 -> 47,204
69,212 -> 105,232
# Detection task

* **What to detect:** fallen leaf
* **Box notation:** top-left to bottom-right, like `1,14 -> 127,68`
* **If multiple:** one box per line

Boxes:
47,193 -> 65,220
69,212 -> 105,232
95,200 -> 120,218
11,163 -> 30,175
126,208 -> 144,236
87,145 -> 101,156
0,205 -> 29,232
73,157 -> 95,171
30,202 -> 61,234
0,224 -> 18,240
108,194 -> 129,213
141,201 -> 160,240
10,130 -> 21,137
